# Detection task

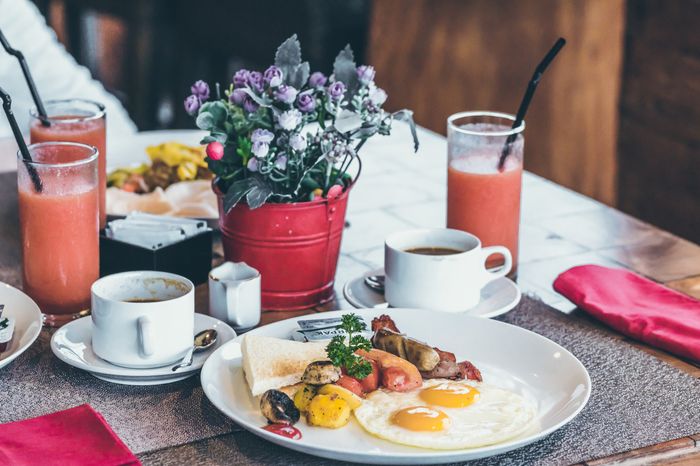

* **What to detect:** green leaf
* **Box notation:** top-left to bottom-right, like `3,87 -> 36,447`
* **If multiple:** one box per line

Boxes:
246,178 -> 273,209
333,45 -> 359,96
223,178 -> 254,212
240,87 -> 272,107
287,61 -> 310,89
195,112 -> 214,131
392,109 -> 420,152
275,34 -> 303,85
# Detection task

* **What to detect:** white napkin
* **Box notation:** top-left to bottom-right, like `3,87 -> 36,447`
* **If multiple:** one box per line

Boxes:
105,213 -> 208,249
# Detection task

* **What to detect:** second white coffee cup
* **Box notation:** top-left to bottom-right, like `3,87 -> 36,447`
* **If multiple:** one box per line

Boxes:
384,228 -> 512,312
91,271 -> 194,368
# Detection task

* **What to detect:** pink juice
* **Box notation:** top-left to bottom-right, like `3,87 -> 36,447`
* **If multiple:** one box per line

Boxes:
447,153 -> 523,272
18,143 -> 99,325
30,101 -> 107,229
446,116 -> 525,275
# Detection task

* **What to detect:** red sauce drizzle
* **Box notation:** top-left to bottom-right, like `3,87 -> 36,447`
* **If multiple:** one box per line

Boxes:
262,424 -> 302,440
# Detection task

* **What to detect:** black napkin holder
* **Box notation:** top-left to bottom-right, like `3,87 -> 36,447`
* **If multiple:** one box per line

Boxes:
99,229 -> 213,285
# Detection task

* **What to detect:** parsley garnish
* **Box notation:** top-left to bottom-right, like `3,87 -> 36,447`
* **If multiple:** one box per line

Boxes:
325,314 -> 372,379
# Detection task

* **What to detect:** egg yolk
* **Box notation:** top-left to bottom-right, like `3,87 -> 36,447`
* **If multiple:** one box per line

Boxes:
391,406 -> 450,431
419,383 -> 480,408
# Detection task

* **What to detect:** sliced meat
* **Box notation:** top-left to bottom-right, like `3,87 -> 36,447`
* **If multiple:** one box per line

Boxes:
371,315 -> 483,382
458,360 -> 483,382
371,314 -> 400,333
420,359 -> 462,380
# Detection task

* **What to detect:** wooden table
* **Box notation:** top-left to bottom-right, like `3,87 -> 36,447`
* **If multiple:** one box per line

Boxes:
2,126 -> 700,464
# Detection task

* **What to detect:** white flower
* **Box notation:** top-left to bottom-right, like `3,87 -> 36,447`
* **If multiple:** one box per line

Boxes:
289,133 -> 307,152
252,141 -> 270,158
276,109 -> 302,131
369,86 -> 388,106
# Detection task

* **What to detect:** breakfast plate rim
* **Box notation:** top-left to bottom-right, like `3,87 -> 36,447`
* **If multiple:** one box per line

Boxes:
50,313 -> 235,378
0,282 -> 43,370
342,267 -> 521,318
200,308 -> 591,464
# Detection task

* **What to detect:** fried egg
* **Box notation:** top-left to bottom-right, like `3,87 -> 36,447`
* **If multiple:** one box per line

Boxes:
354,379 -> 536,450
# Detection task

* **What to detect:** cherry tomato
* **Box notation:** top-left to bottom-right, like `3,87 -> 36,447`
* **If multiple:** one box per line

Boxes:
359,359 -> 380,393
382,366 -> 420,392
336,375 -> 364,397
262,424 -> 302,440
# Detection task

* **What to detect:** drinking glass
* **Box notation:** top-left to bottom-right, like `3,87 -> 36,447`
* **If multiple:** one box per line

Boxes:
446,111 -> 525,275
29,99 -> 107,228
17,142 -> 100,327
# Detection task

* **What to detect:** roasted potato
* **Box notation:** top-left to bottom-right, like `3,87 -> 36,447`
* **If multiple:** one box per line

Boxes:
318,384 -> 362,409
306,394 -> 351,428
293,384 -> 317,412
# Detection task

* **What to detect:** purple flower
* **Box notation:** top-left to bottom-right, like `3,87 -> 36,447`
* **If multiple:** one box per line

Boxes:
247,71 -> 264,93
296,93 -> 316,113
308,71 -> 327,88
243,96 -> 259,113
328,81 -> 346,101
184,95 -> 200,115
247,158 -> 259,172
263,66 -> 284,88
251,129 -> 274,144
190,80 -> 210,100
229,88 -> 246,105
356,65 -> 375,85
274,155 -> 288,170
276,109 -> 302,131
274,85 -> 298,104
289,133 -> 307,152
233,69 -> 250,88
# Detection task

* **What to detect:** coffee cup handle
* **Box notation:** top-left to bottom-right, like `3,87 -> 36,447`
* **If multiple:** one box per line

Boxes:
137,316 -> 155,358
481,246 -> 513,283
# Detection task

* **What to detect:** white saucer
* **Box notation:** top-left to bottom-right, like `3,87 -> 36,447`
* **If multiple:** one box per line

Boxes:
0,283 -> 43,370
343,268 -> 521,318
50,313 -> 236,385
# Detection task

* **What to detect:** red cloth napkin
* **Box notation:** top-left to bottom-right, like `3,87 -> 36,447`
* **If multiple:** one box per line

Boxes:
553,264 -> 700,362
0,404 -> 140,466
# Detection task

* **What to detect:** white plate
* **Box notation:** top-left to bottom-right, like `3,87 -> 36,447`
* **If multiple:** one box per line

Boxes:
51,313 -> 236,385
344,268 -> 521,318
0,283 -> 42,369
201,308 -> 591,464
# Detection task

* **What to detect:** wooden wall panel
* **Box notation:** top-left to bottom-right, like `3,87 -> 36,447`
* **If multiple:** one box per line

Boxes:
617,0 -> 700,243
368,0 -> 625,205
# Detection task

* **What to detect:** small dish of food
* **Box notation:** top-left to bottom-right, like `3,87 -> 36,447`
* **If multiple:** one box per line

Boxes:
106,130 -> 218,221
200,308 -> 591,464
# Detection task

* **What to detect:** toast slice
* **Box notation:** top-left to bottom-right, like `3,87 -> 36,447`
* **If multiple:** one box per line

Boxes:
241,334 -> 329,396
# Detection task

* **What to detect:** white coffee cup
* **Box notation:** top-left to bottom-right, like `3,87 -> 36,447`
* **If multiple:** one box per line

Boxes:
208,261 -> 261,331
91,271 -> 195,368
384,228 -> 512,312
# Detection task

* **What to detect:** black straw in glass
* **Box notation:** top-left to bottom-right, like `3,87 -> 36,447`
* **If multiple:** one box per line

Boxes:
498,37 -> 566,171
0,28 -> 50,126
0,86 -> 43,192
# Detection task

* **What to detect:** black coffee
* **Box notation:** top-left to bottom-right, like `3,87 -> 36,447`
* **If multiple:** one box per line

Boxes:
125,298 -> 161,303
404,247 -> 463,256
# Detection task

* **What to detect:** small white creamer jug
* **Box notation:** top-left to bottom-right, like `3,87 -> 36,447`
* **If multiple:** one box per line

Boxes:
208,262 -> 261,330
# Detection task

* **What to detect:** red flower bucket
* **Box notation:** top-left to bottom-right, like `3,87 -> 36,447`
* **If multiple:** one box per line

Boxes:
215,184 -> 350,310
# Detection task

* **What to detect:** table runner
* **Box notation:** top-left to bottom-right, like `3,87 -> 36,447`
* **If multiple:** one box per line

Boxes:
136,298 -> 700,465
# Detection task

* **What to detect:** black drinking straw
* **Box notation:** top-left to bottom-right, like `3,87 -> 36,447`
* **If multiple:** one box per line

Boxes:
498,37 -> 566,171
0,28 -> 50,126
0,87 -> 43,192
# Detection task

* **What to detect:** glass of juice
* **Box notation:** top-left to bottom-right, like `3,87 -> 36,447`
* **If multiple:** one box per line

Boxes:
17,142 -> 100,327
446,111 -> 525,275
29,99 -> 107,229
